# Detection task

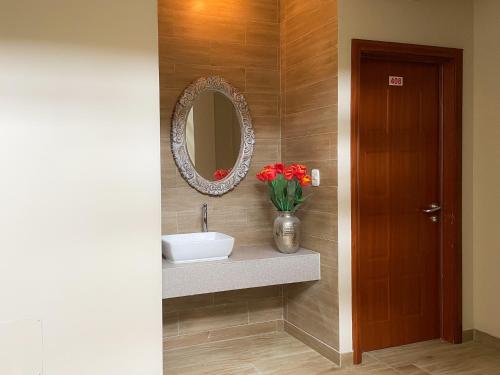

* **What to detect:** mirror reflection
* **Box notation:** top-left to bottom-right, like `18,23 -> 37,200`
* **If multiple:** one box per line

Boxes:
186,91 -> 241,181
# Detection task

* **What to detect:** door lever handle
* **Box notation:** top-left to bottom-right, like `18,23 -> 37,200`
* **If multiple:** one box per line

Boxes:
422,204 -> 441,213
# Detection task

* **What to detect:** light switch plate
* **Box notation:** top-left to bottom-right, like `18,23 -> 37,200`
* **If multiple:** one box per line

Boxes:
311,169 -> 320,186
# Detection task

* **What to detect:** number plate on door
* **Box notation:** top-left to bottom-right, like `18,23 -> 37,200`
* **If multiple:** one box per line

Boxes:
389,76 -> 404,86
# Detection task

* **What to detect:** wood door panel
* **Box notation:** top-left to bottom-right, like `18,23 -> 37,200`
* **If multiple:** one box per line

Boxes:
361,215 -> 389,260
358,58 -> 441,352
363,277 -> 390,322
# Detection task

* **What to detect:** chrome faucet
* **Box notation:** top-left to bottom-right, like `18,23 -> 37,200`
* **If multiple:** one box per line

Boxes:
202,203 -> 208,232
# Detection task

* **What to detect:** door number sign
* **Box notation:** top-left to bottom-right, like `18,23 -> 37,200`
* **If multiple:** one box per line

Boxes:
389,76 -> 404,86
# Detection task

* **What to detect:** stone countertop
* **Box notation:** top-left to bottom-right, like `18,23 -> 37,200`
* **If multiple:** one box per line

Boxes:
162,245 -> 321,299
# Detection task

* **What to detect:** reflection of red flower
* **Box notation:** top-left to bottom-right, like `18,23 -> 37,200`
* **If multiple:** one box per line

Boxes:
214,168 -> 231,181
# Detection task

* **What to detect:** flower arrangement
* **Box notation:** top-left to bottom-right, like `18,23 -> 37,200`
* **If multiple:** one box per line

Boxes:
214,168 -> 231,181
256,163 -> 312,212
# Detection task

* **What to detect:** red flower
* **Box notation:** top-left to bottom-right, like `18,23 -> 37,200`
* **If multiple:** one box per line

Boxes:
256,165 -> 277,182
274,163 -> 285,174
300,174 -> 312,186
256,162 -> 311,212
292,164 -> 307,179
214,168 -> 231,181
282,164 -> 308,180
283,166 -> 295,180
256,171 -> 267,182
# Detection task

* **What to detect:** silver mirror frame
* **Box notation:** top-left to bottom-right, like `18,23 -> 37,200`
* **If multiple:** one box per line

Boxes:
171,76 -> 255,196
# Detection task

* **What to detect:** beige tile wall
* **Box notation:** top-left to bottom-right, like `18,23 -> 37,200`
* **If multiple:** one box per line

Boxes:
158,0 -> 285,347
281,0 -> 339,352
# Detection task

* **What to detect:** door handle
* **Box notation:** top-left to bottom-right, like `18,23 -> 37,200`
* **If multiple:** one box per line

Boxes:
422,204 -> 441,213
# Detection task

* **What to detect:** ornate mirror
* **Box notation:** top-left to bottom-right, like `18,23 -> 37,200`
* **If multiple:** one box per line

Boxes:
171,76 -> 255,196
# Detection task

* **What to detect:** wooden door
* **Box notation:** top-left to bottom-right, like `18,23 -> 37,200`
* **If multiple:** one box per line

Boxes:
357,57 -> 441,351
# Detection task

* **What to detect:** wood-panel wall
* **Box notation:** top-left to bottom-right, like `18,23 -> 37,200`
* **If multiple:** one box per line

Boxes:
158,0 -> 281,246
281,0 -> 340,353
158,0 -> 285,348
160,0 -> 340,354
163,286 -> 283,350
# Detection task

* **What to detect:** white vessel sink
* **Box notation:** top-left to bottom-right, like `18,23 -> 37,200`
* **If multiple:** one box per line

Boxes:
162,232 -> 235,264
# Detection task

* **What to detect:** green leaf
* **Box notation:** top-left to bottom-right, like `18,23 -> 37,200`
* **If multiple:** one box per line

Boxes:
271,174 -> 288,211
292,192 -> 312,212
267,183 -> 279,210
267,174 -> 314,212
295,182 -> 303,201
287,181 -> 296,211
292,180 -> 301,210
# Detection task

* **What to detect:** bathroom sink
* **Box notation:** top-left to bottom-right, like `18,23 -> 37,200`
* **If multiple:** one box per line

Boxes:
162,232 -> 235,264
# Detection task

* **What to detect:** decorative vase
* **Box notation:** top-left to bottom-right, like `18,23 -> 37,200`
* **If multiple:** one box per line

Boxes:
273,211 -> 300,254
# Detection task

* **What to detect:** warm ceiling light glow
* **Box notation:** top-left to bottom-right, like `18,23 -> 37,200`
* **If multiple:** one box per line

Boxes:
193,0 -> 205,12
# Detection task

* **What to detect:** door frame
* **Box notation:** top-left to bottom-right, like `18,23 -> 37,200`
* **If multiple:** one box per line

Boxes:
351,39 -> 463,364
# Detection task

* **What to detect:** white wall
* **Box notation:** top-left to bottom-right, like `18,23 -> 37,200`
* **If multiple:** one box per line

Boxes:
337,0 -> 474,353
0,1 -> 162,374
473,0 -> 500,339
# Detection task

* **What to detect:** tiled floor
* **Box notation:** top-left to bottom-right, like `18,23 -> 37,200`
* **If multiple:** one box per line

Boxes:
164,332 -> 500,374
